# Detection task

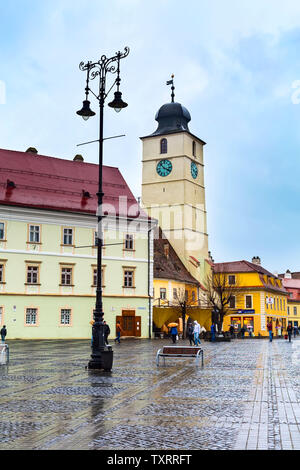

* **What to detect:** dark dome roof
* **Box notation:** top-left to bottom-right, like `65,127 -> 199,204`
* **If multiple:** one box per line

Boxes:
151,102 -> 191,136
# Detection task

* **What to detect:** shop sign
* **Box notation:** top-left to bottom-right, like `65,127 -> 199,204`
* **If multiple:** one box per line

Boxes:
236,309 -> 255,314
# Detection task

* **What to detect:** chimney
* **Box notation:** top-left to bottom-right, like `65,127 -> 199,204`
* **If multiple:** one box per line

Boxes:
26,147 -> 38,154
73,154 -> 84,162
252,256 -> 261,266
284,270 -> 292,279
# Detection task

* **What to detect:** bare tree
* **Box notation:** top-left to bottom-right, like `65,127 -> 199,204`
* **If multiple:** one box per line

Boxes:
201,269 -> 243,334
172,288 -> 199,339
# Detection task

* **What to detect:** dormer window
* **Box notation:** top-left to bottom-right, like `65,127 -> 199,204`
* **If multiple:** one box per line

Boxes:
160,138 -> 168,154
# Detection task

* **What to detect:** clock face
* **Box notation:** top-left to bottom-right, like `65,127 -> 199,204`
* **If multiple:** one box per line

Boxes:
191,162 -> 198,179
157,159 -> 172,177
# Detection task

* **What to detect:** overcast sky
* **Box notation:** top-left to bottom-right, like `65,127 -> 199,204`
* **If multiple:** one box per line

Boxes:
1,0 -> 300,274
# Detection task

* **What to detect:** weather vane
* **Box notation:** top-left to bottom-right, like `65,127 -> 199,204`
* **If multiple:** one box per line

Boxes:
166,74 -> 175,102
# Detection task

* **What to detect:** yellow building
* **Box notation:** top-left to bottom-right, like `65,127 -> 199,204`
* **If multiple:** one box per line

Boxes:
281,271 -> 300,329
141,88 -> 210,286
214,258 -> 288,338
152,228 -> 203,335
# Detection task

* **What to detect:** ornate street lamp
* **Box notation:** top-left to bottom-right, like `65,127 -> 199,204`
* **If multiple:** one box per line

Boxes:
77,47 -> 130,370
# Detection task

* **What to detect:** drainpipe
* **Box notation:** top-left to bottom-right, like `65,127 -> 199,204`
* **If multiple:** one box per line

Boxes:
147,219 -> 156,339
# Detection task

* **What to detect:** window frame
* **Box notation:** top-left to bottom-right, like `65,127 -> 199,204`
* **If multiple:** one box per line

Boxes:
228,275 -> 236,285
245,295 -> 253,309
60,264 -> 75,286
0,221 -> 6,241
28,224 -> 41,244
160,288 -> 167,300
25,307 -> 38,326
60,308 -> 72,326
124,233 -> 135,251
160,138 -> 168,154
123,267 -> 136,288
62,227 -> 74,246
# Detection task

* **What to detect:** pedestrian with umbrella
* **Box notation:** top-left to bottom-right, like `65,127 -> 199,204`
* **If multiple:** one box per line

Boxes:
168,323 -> 178,344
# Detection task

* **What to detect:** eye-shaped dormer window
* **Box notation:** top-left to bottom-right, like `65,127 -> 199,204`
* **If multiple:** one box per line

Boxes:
160,138 -> 168,154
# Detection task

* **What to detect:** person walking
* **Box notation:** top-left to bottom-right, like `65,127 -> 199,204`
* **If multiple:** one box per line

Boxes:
170,325 -> 178,344
229,325 -> 234,339
267,321 -> 273,342
193,321 -> 201,346
287,323 -> 293,343
293,325 -> 297,339
115,321 -> 123,344
104,321 -> 110,345
211,324 -> 216,342
0,325 -> 7,343
187,323 -> 195,346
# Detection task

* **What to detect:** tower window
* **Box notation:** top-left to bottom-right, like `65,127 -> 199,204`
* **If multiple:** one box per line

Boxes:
192,141 -> 196,157
160,138 -> 168,154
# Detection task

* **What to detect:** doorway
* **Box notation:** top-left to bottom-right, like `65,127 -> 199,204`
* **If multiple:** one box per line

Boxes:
116,310 -> 141,337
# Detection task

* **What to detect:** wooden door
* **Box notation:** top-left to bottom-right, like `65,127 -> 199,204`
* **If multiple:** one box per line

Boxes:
121,311 -> 136,336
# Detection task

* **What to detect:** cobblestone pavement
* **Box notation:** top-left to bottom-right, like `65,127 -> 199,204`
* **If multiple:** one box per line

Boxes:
0,337 -> 300,450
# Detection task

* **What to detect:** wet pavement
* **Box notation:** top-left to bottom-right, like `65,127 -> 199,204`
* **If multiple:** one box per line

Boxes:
0,337 -> 300,450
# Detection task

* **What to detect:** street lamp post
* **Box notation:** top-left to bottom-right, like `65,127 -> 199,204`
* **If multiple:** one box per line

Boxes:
77,47 -> 130,370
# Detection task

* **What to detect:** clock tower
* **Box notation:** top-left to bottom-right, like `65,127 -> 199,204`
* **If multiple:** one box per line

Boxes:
141,85 -> 209,284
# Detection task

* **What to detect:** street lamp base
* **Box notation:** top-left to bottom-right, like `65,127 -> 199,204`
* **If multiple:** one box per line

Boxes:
88,347 -> 114,371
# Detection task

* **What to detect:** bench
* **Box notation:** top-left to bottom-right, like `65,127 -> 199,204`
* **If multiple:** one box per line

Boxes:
156,346 -> 204,368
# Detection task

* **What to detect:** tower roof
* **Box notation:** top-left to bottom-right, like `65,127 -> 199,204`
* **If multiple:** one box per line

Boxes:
151,101 -> 191,137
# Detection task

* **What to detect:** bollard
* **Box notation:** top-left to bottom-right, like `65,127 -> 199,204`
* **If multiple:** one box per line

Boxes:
0,344 -> 9,365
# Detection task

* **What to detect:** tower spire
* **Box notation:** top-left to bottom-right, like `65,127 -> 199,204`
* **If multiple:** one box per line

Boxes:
166,74 -> 175,102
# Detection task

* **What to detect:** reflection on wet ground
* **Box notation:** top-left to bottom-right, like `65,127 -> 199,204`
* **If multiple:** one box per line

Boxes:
0,337 -> 300,450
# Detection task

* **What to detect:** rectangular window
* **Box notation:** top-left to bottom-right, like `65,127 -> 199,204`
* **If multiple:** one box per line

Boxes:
192,291 -> 196,302
0,264 -> 4,283
27,266 -> 39,284
283,300 -> 286,311
228,275 -> 236,285
63,228 -> 73,246
124,270 -> 134,288
61,267 -> 73,286
294,307 -> 297,316
160,288 -> 167,300
29,225 -> 40,243
245,295 -> 252,309
125,234 -> 134,250
61,309 -> 71,325
0,223 -> 5,240
26,308 -> 37,325
288,306 -> 290,316
280,299 -> 282,311
173,288 -> 177,299
229,296 -> 236,309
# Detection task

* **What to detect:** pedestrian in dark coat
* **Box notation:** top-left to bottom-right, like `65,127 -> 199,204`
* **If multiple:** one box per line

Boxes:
0,325 -> 7,343
104,321 -> 110,345
287,323 -> 293,343
187,323 -> 195,346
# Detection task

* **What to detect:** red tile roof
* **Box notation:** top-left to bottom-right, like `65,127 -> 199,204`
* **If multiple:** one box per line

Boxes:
214,260 -> 275,277
214,260 -> 287,295
0,148 -> 147,218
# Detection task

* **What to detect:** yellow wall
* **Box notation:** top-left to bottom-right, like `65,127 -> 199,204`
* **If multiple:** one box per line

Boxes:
220,271 -> 288,337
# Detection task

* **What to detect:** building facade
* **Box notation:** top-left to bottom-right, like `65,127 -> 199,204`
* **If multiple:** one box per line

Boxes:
280,271 -> 300,329
0,148 -> 154,339
214,258 -> 288,337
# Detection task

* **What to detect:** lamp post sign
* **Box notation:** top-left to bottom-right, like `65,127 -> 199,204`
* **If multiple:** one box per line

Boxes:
77,47 -> 130,370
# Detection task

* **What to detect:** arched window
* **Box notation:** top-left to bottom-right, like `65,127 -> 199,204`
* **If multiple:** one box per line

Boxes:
192,141 -> 196,157
160,138 -> 168,154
